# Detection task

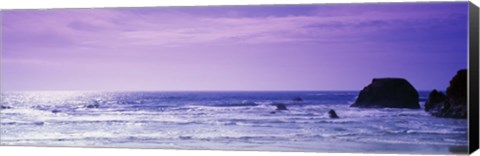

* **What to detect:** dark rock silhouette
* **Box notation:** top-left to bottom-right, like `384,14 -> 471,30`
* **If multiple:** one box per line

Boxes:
1,105 -> 12,109
328,109 -> 339,118
424,89 -> 446,112
425,69 -> 467,118
291,97 -> 303,102
351,78 -> 420,109
86,104 -> 99,108
51,109 -> 61,113
446,69 -> 467,107
33,122 -> 45,126
179,136 -> 193,140
274,103 -> 288,110
86,101 -> 100,108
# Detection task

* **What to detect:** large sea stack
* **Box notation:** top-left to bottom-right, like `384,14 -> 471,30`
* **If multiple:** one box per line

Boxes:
351,78 -> 420,109
425,69 -> 467,118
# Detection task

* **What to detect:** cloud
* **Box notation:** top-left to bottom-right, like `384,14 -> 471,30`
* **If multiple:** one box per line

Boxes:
1,3 -> 469,91
2,3 -> 467,51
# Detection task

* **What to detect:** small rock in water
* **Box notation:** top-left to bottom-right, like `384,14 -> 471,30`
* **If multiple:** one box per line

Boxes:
291,97 -> 303,102
179,136 -> 192,140
328,109 -> 339,118
51,109 -> 61,113
86,104 -> 99,108
33,122 -> 45,126
86,101 -> 100,108
1,105 -> 12,109
274,103 -> 288,110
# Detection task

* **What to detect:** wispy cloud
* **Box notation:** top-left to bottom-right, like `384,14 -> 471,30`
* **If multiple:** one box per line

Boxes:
3,3 -> 467,51
1,3 -> 469,91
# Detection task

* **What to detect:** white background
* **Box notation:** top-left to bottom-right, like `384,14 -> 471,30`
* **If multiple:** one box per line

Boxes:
0,0 -> 479,156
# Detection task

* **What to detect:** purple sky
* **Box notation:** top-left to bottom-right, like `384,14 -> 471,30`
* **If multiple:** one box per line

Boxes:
1,2 -> 469,91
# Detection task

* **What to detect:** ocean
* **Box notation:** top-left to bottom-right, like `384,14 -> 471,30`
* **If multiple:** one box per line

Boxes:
0,91 -> 468,154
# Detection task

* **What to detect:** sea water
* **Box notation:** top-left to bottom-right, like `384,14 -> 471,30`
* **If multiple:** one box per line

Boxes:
0,91 -> 468,154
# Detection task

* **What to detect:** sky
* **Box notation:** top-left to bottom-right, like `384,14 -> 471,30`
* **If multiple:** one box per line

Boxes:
1,2 -> 469,91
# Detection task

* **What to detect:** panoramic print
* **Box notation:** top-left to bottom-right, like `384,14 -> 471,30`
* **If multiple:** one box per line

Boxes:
0,2 -> 470,154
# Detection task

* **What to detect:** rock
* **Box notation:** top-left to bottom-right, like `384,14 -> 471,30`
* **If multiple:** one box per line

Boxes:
86,104 -> 99,108
351,78 -> 420,109
86,101 -> 100,108
51,109 -> 61,113
291,97 -> 303,102
328,109 -> 339,118
424,89 -> 446,112
1,105 -> 12,109
274,103 -> 288,110
446,69 -> 467,106
179,136 -> 192,140
425,69 -> 467,118
33,122 -> 45,126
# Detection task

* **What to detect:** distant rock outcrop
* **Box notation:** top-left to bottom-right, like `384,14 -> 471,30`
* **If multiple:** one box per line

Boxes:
291,97 -> 303,102
425,69 -> 467,118
328,109 -> 339,118
351,78 -> 420,109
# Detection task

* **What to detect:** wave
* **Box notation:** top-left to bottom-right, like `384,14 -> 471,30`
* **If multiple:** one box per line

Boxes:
355,138 -> 466,146
210,101 -> 260,107
1,91 -> 469,150
1,121 -> 45,126
405,129 -> 466,135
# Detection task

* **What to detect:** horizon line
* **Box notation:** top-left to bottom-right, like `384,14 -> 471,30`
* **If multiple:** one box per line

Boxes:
0,89 -> 441,92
